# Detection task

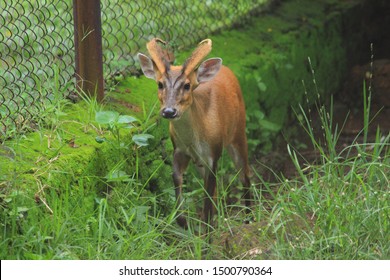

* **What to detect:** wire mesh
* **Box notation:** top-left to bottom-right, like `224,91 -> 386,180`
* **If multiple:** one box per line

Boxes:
101,0 -> 269,82
0,0 -> 74,139
0,0 -> 270,140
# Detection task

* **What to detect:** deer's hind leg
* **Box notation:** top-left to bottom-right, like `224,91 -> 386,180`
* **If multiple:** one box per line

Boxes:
227,141 -> 251,209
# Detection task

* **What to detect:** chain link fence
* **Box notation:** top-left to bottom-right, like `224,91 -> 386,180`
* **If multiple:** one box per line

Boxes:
0,0 -> 74,139
1,0 -> 270,140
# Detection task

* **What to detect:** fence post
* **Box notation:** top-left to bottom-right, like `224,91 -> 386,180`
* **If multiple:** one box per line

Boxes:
73,0 -> 104,102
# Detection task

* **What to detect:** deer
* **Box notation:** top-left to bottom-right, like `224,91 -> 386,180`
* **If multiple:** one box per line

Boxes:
138,38 -> 251,228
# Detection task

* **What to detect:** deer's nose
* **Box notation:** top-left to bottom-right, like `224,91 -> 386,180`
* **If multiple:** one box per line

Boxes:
161,107 -> 178,119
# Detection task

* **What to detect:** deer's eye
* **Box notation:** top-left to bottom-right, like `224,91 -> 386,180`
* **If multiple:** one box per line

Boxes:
183,83 -> 191,91
158,82 -> 164,89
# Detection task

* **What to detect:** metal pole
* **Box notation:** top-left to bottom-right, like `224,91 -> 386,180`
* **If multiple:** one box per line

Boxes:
73,0 -> 104,102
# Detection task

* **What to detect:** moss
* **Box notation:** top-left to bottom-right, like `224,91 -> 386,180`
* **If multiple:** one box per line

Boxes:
106,76 -> 159,119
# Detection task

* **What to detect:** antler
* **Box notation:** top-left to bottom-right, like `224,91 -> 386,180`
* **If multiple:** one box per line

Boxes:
146,38 -> 170,74
183,39 -> 212,76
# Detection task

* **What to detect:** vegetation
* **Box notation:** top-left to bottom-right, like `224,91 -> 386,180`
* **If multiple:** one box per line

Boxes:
1,60 -> 389,259
0,0 -> 388,260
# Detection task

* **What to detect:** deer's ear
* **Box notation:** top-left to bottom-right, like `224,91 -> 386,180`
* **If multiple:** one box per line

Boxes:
196,58 -> 222,83
138,53 -> 156,80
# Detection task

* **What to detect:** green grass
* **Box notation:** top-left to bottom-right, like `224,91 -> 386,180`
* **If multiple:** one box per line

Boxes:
258,61 -> 390,259
269,133 -> 389,259
1,74 -> 389,259
1,179 -> 178,259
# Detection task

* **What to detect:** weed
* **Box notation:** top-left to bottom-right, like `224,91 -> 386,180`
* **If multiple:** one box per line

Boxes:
94,109 -> 154,184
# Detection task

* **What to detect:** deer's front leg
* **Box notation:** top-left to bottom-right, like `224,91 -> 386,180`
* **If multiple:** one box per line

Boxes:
203,161 -> 218,226
172,149 -> 190,228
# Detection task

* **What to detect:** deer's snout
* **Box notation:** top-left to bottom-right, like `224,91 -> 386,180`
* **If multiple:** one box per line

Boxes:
161,107 -> 178,119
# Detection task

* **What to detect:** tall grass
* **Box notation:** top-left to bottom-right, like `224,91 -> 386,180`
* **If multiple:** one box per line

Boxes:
260,58 -> 390,259
274,122 -> 389,259
0,165 -> 212,259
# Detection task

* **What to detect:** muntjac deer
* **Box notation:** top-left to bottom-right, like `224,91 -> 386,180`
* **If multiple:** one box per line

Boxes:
138,38 -> 251,228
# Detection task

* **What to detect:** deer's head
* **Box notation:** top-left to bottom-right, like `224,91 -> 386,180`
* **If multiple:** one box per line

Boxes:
138,38 -> 222,119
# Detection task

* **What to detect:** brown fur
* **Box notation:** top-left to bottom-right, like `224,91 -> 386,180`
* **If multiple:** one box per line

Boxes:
169,66 -> 251,227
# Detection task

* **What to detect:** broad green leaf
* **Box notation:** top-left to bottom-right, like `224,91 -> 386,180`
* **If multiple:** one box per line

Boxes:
17,206 -> 29,213
259,119 -> 282,132
130,206 -> 150,223
117,115 -> 138,124
104,170 -> 133,182
253,110 -> 265,120
257,81 -> 267,92
95,111 -> 119,124
95,136 -> 106,143
132,134 -> 154,147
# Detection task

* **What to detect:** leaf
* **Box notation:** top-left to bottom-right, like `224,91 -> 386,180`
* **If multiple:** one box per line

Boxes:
132,134 -> 154,147
257,81 -> 267,92
95,111 -> 119,125
117,115 -> 138,124
104,170 -> 133,182
95,136 -> 106,143
253,110 -> 265,120
17,206 -> 29,213
130,206 -> 150,223
259,119 -> 282,132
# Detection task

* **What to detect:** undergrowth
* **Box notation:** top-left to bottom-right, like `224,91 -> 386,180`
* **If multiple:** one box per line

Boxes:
260,57 -> 389,259
1,57 -> 389,260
